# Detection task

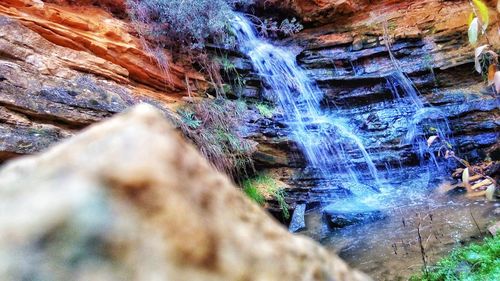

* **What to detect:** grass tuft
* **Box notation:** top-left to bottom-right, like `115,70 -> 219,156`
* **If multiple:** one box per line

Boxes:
241,174 -> 290,219
410,234 -> 500,281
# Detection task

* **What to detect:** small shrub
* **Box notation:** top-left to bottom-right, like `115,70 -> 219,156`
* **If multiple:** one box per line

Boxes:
175,98 -> 255,178
176,108 -> 201,129
126,0 -> 254,51
256,17 -> 303,38
126,0 -> 255,94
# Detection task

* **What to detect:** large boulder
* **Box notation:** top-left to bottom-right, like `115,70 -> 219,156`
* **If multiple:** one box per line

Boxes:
323,200 -> 386,228
0,104 -> 371,281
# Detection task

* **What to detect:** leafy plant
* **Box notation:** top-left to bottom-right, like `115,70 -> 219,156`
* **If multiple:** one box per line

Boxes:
255,102 -> 274,118
410,235 -> 500,281
176,108 -> 202,129
467,0 -> 499,89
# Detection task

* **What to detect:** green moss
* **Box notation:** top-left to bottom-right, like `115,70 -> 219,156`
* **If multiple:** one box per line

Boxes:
255,103 -> 274,118
410,235 -> 500,281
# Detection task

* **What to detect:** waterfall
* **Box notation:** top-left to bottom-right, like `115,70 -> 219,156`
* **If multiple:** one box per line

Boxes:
232,15 -> 381,194
386,66 -> 452,168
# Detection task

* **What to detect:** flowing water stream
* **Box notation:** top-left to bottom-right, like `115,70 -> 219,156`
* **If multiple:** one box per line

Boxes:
233,14 -> 499,280
233,15 -> 381,194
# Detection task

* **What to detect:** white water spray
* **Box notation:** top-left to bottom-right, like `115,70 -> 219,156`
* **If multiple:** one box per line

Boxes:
233,15 -> 381,193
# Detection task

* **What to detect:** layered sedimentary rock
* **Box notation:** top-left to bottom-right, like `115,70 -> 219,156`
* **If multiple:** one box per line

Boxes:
0,0 -> 204,91
0,104 -> 371,281
256,0 -> 368,23
0,0 -> 498,215
0,0 -> 205,160
238,0 -> 500,208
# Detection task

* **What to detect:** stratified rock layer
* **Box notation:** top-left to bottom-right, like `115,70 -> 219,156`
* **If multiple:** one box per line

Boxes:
0,104 -> 371,281
0,1 -> 206,161
238,0 -> 500,210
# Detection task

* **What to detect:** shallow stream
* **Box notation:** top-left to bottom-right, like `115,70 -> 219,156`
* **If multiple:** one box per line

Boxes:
301,178 -> 499,280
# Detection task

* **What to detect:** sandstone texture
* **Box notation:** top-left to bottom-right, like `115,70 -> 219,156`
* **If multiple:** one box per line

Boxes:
0,104 -> 371,281
0,0 -> 206,161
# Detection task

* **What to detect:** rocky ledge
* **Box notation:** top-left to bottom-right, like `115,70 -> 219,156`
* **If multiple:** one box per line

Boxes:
0,0 -> 207,161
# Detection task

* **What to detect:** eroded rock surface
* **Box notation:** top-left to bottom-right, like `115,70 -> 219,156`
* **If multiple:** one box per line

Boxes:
0,104 -> 371,281
236,0 -> 500,210
0,1 -> 206,161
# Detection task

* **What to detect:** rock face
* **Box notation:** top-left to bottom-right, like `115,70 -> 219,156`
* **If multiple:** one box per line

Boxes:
0,0 -> 204,91
0,0 -> 204,161
237,0 -> 500,211
0,0 -> 205,161
0,104 -> 371,281
256,0 -> 368,23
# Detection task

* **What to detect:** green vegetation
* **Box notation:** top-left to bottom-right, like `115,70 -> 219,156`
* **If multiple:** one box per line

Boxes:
255,102 -> 274,118
126,0 -> 254,51
410,235 -> 500,281
467,0 -> 499,87
126,0 -> 255,95
216,55 -> 247,96
243,181 -> 266,205
176,108 -> 202,129
241,174 -> 290,219
175,98 -> 254,178
256,17 -> 303,38
273,188 -> 290,220
216,54 -> 237,74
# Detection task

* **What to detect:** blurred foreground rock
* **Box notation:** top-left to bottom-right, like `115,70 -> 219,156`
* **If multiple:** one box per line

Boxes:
0,105 -> 370,281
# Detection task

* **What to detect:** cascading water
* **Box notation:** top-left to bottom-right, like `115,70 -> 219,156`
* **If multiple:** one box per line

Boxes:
232,15 -> 381,194
386,68 -> 452,168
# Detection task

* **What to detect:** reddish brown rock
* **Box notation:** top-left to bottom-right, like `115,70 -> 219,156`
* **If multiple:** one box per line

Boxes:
0,0 -> 206,92
0,0 -> 210,161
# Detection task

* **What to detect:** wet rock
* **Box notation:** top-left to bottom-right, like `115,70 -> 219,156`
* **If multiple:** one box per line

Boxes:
488,221 -> 500,236
0,104 -> 372,281
244,0 -> 499,180
289,203 -> 307,232
255,0 -> 366,23
323,201 -> 386,228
